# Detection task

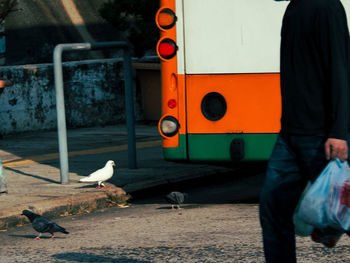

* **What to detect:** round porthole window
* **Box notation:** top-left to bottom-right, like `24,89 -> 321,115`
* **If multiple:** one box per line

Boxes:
201,92 -> 227,121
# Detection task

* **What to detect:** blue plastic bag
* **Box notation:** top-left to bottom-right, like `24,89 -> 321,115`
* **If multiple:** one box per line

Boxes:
297,159 -> 344,229
326,160 -> 350,230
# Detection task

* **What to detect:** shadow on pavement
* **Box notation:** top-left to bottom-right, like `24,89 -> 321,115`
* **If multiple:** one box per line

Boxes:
52,252 -> 151,263
129,162 -> 267,205
5,167 -> 60,184
9,234 -> 66,239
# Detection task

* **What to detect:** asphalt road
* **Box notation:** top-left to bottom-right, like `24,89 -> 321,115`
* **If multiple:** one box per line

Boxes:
2,167 -> 350,263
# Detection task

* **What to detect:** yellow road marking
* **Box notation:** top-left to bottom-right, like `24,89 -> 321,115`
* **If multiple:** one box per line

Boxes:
2,140 -> 162,168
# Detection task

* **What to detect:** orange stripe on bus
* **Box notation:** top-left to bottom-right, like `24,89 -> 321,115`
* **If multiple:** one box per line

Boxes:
186,74 -> 281,134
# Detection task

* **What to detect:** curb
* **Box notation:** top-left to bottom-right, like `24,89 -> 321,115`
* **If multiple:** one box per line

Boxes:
0,165 -> 234,229
0,186 -> 129,229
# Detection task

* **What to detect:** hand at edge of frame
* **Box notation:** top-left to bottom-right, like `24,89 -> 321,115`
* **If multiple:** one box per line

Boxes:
325,138 -> 348,162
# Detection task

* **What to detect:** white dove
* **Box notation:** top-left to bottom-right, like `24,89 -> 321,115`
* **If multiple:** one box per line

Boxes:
79,160 -> 116,188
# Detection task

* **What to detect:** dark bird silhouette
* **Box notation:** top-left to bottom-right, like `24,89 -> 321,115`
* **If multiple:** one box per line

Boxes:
165,191 -> 188,210
21,210 -> 69,240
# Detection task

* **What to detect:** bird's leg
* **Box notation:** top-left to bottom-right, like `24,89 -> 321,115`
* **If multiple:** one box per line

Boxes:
96,182 -> 102,189
34,233 -> 41,240
177,205 -> 182,210
50,234 -> 55,239
100,182 -> 110,189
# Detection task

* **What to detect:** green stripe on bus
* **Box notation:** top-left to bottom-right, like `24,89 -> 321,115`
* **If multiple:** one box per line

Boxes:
188,133 -> 277,161
163,133 -> 278,161
163,134 -> 188,160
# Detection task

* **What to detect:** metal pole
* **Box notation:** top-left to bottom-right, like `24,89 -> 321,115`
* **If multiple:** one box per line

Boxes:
92,42 -> 137,168
53,43 -> 91,184
53,42 -> 137,183
123,48 -> 137,169
54,45 -> 69,184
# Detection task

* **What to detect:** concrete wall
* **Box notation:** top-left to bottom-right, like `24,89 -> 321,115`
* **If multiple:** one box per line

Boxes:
0,58 -> 142,135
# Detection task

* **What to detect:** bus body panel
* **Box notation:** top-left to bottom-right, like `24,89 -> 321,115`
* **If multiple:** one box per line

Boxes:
182,0 -> 288,74
163,134 -> 187,160
185,74 -> 281,134
175,0 -> 185,74
159,0 -> 350,162
176,0 -> 286,161
187,133 -> 278,161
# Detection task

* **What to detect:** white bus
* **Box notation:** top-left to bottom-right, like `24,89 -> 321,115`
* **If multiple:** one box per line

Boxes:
156,0 -> 350,162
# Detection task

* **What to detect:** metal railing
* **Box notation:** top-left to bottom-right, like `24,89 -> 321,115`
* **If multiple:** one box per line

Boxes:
53,41 -> 137,184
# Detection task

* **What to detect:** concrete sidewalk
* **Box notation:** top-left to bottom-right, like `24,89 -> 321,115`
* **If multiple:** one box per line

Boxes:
0,124 -> 233,228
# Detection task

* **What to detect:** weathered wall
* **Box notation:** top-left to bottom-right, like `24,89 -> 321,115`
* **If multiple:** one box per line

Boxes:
0,58 -> 142,135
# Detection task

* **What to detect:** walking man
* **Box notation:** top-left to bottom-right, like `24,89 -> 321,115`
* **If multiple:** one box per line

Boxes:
259,0 -> 350,262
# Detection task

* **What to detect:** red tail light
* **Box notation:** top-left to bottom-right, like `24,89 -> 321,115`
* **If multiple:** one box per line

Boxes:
168,99 -> 177,109
157,38 -> 177,60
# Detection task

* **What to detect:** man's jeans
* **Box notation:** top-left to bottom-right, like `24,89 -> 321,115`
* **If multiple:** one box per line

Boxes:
0,156 -> 7,193
259,134 -> 336,263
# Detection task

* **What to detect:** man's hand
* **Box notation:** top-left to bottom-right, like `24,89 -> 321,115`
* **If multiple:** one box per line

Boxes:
325,138 -> 348,162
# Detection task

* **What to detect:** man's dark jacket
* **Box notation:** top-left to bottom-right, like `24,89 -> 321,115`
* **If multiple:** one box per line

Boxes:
280,0 -> 350,140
